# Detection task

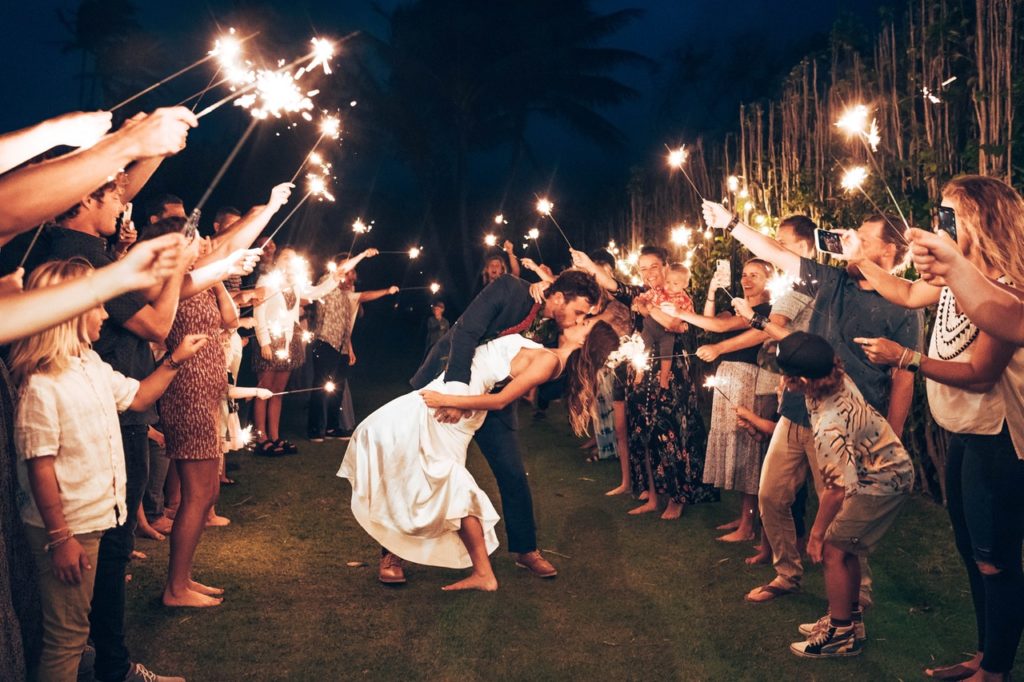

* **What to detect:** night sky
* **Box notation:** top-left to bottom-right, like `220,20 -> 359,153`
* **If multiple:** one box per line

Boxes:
0,0 -> 890,307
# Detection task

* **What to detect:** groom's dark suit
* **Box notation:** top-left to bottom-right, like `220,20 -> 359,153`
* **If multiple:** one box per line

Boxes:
410,274 -> 540,553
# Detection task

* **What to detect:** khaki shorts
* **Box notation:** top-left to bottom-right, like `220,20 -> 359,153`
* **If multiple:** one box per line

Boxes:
825,493 -> 907,556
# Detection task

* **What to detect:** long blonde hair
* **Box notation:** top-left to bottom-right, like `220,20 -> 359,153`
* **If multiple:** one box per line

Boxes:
942,175 -> 1024,285
9,259 -> 96,385
565,321 -> 620,436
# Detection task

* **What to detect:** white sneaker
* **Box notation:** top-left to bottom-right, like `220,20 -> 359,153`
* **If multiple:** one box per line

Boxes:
123,662 -> 185,682
790,622 -> 863,659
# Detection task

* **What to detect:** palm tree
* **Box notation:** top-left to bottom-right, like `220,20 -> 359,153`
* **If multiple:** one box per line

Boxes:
340,0 -> 650,293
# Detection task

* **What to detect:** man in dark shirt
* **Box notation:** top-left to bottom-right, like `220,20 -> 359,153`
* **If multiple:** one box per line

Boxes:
702,202 -> 922,606
38,178 -> 187,682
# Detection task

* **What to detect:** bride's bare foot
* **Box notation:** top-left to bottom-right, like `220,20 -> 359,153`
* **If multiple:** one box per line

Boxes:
717,528 -> 756,543
745,547 -> 771,565
716,519 -> 741,531
162,587 -> 223,608
442,573 -> 498,592
660,500 -> 684,520
605,484 -> 630,496
188,579 -> 225,596
628,500 -> 658,515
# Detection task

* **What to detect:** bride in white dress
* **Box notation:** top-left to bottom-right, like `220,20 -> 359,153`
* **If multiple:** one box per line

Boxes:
338,319 -> 618,591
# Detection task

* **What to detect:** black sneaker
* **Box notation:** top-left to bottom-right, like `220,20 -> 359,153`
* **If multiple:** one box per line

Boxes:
326,428 -> 352,439
790,622 -> 862,658
798,608 -> 865,642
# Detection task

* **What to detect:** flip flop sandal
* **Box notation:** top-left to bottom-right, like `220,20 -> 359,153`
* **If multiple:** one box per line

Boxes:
745,583 -> 799,603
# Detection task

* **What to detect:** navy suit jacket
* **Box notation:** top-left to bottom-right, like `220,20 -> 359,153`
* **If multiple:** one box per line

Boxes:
410,274 -> 535,391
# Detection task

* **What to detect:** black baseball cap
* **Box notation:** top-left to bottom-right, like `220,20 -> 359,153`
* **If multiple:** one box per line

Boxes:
777,332 -> 835,379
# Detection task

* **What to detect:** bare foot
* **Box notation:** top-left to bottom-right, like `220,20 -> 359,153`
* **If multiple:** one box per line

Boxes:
924,655 -> 982,680
162,587 -> 223,608
130,550 -> 147,561
151,515 -> 174,534
135,523 -> 165,541
628,500 -> 659,515
206,513 -> 231,527
745,549 -> 771,565
716,519 -> 741,531
660,500 -> 685,520
441,573 -> 498,592
638,490 -> 650,501
189,579 -> 225,596
605,484 -> 630,496
717,529 -> 756,543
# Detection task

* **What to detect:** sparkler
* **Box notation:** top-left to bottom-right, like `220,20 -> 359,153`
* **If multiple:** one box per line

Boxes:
765,272 -> 801,305
665,145 -> 705,201
17,224 -> 46,269
289,113 -> 341,183
606,333 -> 651,372
484,234 -> 498,247
301,330 -> 314,343
670,224 -> 692,246
264,172 -> 332,243
834,104 -> 911,230
108,29 -> 258,112
379,247 -> 422,259
494,214 -> 506,224
726,175 -> 740,193
271,380 -> 336,397
534,197 -> 573,249
239,425 -> 254,447
403,282 -> 442,293
840,166 -> 869,192
191,118 -> 260,217
703,375 -> 734,404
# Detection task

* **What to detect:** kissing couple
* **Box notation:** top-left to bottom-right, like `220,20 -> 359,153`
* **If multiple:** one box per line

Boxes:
338,269 -> 618,590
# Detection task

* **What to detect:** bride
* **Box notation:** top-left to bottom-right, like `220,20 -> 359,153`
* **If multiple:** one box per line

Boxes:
338,318 -> 618,591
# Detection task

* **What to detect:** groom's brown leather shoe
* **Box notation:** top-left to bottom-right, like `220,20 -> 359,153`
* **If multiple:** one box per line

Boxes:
515,550 -> 558,578
378,552 -> 406,584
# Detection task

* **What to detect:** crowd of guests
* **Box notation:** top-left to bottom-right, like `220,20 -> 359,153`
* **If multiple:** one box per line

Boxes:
0,108 -> 403,681
1,104 -> 1023,682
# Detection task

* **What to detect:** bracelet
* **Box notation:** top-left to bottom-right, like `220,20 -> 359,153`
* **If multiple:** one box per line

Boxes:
164,354 -> 185,370
46,526 -> 70,536
44,529 -> 74,553
749,314 -> 768,331
726,213 -> 741,231
896,347 -> 908,370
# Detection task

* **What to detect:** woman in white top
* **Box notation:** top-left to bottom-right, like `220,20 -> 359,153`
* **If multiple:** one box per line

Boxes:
9,259 -> 206,682
851,175 -> 1024,682
252,248 -> 377,454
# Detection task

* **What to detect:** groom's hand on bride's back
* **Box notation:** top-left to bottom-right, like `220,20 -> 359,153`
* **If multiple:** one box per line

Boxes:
433,406 -> 468,423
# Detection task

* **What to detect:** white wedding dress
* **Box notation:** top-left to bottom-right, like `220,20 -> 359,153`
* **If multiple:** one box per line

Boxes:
338,334 -> 542,569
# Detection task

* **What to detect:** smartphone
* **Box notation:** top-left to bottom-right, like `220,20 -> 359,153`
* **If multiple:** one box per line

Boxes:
815,228 -> 845,256
120,202 -> 133,228
936,206 -> 958,242
715,259 -> 731,280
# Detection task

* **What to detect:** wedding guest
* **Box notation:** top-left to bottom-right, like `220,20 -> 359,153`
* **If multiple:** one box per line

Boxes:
424,301 -> 450,356
146,194 -> 186,224
634,262 -> 692,390
661,258 -> 776,541
778,333 -> 913,660
11,259 -> 202,682
307,252 -> 396,442
474,243 -> 521,294
851,175 -> 1024,681
572,246 -> 717,519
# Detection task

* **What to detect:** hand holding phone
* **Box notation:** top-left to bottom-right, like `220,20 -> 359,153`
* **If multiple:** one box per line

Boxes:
936,206 -> 958,242
815,228 -> 845,257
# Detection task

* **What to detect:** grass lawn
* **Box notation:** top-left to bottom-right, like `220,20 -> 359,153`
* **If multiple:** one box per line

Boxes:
125,345 -> 990,681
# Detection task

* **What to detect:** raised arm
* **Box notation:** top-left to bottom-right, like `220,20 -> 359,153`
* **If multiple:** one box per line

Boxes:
0,110 -> 112,174
357,286 -> 399,303
570,249 -> 618,291
420,352 -> 558,411
841,230 -> 940,309
206,183 -> 293,258
504,241 -> 521,278
702,201 -> 802,275
0,107 -> 196,242
337,248 -> 380,275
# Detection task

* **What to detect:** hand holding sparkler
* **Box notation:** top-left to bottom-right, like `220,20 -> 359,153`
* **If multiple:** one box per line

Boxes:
701,200 -> 735,230
44,110 -> 113,149
271,380 -> 337,397
171,333 -> 210,364
116,233 -> 187,291
853,336 -> 906,366
122,107 -> 198,159
695,345 -> 722,363
703,375 -> 734,405
730,297 -> 755,321
267,182 -> 294,211
0,269 -> 24,296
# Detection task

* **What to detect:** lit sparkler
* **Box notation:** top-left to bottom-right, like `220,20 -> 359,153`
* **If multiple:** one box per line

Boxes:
840,166 -> 869,192
484,234 -> 498,247
494,214 -> 506,224
307,38 -> 335,75
835,104 -> 910,231
606,333 -> 651,372
534,197 -> 572,248
670,224 -> 692,246
271,380 -> 337,397
665,144 -> 705,200
703,375 -> 734,404
765,273 -> 800,305
404,282 -> 442,293
726,175 -> 740,193
301,330 -> 314,343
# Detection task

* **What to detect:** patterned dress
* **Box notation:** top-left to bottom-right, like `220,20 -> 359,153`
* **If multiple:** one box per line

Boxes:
253,289 -> 305,372
162,290 -> 228,461
614,282 -> 718,505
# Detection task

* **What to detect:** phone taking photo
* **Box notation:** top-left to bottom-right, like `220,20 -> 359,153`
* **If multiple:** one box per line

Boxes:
815,228 -> 845,256
936,206 -> 958,242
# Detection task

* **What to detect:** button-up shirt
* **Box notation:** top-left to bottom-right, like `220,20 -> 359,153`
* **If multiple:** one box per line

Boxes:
15,351 -> 140,534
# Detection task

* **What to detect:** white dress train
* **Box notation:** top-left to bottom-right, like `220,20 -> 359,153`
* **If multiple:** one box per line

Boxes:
337,334 -> 541,569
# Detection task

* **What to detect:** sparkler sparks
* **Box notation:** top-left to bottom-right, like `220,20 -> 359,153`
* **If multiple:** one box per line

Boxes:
308,38 -> 336,75
429,282 -> 441,294
307,173 -> 335,202
703,375 -> 734,404
352,218 -> 370,234
670,224 -> 692,245
727,175 -> 740,192
240,425 -> 254,447
494,214 -> 506,224
527,228 -> 540,240
326,261 -> 337,273
766,273 -> 801,305
536,198 -> 554,216
275,348 -> 290,360
606,333 -> 651,372
301,330 -> 314,343
836,104 -> 871,137
409,247 -> 421,259
319,114 -> 341,140
667,146 -> 688,169
234,68 -> 316,120
840,166 -> 869,192
484,234 -> 498,247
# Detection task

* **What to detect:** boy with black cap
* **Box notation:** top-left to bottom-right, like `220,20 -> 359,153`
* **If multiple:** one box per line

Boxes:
777,332 -> 915,659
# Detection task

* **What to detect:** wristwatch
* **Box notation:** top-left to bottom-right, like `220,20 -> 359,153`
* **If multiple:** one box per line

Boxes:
726,213 -> 741,231
749,314 -> 768,330
164,354 -> 185,370
906,350 -> 922,372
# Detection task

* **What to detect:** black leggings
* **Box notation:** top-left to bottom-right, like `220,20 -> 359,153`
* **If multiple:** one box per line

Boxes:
946,428 -> 1024,673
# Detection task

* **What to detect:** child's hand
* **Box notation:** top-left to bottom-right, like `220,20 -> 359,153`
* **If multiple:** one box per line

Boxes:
51,537 -> 91,585
255,388 -> 273,400
172,334 -> 208,362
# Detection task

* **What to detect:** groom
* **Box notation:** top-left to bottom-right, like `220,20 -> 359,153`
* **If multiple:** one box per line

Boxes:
381,270 -> 602,584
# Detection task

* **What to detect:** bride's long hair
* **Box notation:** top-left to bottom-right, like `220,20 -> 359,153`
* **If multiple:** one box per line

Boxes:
565,320 -> 620,436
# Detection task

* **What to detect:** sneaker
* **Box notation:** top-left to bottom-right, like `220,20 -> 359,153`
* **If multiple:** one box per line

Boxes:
326,428 -> 352,439
790,622 -> 863,659
798,609 -> 865,642
123,662 -> 185,682
308,435 -> 325,443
